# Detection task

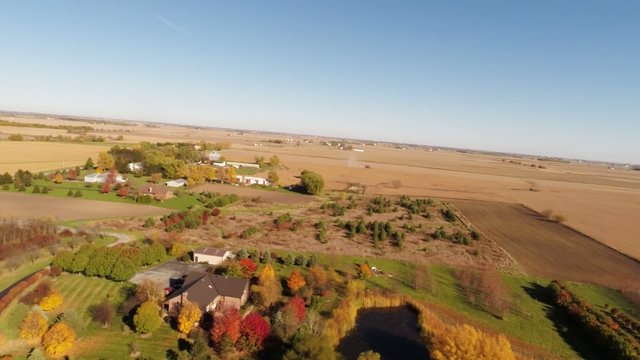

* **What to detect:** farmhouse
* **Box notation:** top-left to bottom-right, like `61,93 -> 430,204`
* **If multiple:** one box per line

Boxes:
208,151 -> 221,162
214,161 -> 260,169
235,175 -> 270,186
84,172 -> 125,184
137,183 -> 174,201
127,162 -> 143,172
165,179 -> 188,188
192,247 -> 232,265
163,271 -> 249,313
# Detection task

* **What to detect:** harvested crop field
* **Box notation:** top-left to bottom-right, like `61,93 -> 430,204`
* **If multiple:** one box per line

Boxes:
451,199 -> 640,288
0,141 -> 109,174
190,183 -> 315,205
0,192 -> 169,221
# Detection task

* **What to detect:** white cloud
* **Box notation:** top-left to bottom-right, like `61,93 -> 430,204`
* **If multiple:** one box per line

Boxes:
149,10 -> 189,34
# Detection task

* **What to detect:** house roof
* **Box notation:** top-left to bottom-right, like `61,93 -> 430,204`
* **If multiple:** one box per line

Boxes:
166,179 -> 187,185
138,183 -> 171,196
193,247 -> 229,257
166,271 -> 248,310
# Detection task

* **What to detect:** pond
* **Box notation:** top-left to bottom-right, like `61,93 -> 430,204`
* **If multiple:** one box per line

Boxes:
337,306 -> 430,360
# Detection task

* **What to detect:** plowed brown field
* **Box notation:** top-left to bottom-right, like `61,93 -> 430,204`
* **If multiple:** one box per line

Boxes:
0,192 -> 169,221
451,199 -> 640,288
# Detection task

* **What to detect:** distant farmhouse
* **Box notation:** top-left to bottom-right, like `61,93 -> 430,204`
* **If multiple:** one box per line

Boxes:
137,183 -> 174,201
192,247 -> 232,265
127,162 -> 143,172
235,175 -> 270,186
213,161 -> 260,169
163,271 -> 249,313
84,172 -> 125,184
165,179 -> 188,188
208,151 -> 221,162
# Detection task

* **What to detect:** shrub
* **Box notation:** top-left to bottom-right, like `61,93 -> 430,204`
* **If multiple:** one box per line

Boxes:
66,190 -> 74,197
73,190 -> 83,197
294,254 -> 307,267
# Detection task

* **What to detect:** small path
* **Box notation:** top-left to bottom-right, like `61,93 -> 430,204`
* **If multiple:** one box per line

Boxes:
104,231 -> 133,247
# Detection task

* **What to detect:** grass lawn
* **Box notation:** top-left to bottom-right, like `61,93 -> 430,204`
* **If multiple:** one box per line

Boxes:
0,236 -> 116,292
1,177 -> 201,211
303,253 -> 639,359
0,274 -> 180,359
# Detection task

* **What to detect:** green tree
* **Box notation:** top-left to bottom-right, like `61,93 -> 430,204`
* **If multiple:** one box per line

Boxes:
109,258 -> 136,281
84,157 -> 95,170
133,301 -> 162,334
268,171 -> 280,186
299,170 -> 324,195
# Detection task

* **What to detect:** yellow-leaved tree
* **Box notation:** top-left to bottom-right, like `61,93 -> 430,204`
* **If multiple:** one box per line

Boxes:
177,300 -> 201,334
251,264 -> 281,308
432,324 -> 515,360
19,311 -> 48,340
42,322 -> 76,358
39,289 -> 63,311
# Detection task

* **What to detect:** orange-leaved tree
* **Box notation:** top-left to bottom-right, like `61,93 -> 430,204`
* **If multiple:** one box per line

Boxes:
287,270 -> 305,293
19,311 -> 48,340
177,300 -> 201,334
42,322 -> 76,358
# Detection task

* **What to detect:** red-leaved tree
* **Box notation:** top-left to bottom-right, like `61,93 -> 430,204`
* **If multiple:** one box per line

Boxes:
240,258 -> 257,279
284,295 -> 306,322
240,312 -> 271,347
210,307 -> 242,345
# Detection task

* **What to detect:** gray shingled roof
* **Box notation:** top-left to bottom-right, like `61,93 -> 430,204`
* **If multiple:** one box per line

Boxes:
166,271 -> 248,311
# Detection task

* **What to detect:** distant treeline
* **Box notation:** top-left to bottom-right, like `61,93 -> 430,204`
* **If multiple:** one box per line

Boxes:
0,119 -> 94,132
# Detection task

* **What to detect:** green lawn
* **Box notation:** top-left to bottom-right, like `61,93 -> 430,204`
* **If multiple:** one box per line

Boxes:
1,177 -> 201,211
0,274 -> 180,359
304,253 -> 639,359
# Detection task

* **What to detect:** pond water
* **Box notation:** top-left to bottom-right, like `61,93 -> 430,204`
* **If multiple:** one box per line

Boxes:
337,306 -> 430,360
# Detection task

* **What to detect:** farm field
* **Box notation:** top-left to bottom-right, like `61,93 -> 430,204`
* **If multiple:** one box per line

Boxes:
2,114 -> 640,261
0,141 -> 109,174
0,192 -> 169,221
450,199 -> 640,289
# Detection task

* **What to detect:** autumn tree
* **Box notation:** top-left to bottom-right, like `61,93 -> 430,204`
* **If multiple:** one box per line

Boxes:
19,311 -> 48,340
267,171 -> 279,186
431,324 -> 515,360
308,266 -> 328,295
284,296 -> 307,323
240,312 -> 271,347
251,264 -> 281,308
357,262 -> 372,279
97,152 -> 115,170
53,174 -> 63,184
210,308 -> 242,345
287,270 -> 306,293
150,172 -> 163,184
177,300 -> 202,335
117,186 -> 129,197
269,155 -> 280,167
358,351 -> 381,360
67,169 -> 77,180
42,322 -> 76,358
240,258 -> 257,279
89,300 -> 114,328
39,289 -> 63,311
133,301 -> 162,334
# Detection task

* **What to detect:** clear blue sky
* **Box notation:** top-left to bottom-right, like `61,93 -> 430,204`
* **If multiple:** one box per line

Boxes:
0,1 -> 638,163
